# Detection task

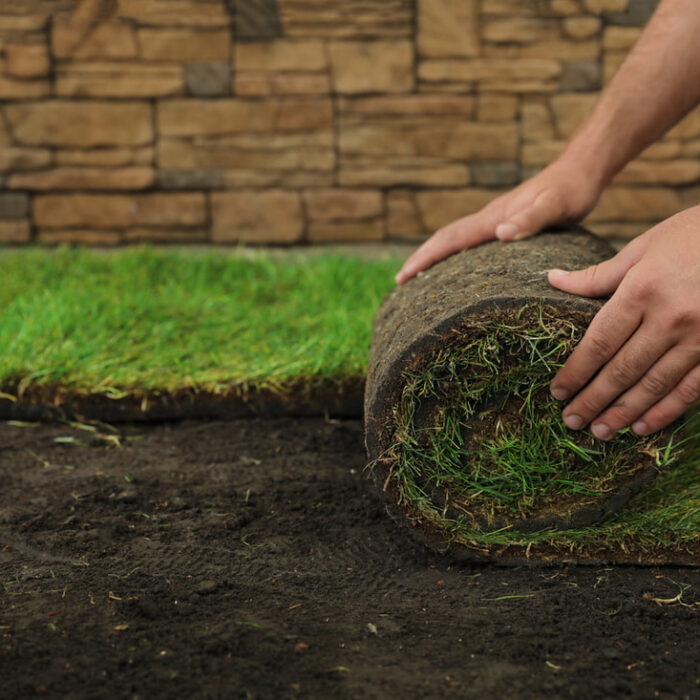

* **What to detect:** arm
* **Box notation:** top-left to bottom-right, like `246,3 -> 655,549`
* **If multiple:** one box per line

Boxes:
396,0 -> 700,285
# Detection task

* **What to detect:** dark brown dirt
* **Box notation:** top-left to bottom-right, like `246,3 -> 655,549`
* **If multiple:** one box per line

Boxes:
2,417 -> 700,699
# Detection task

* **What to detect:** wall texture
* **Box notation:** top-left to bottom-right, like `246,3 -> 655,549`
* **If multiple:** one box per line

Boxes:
0,0 -> 696,246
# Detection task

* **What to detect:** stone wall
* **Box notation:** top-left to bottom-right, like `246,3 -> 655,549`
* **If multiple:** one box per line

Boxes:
0,0 -> 697,246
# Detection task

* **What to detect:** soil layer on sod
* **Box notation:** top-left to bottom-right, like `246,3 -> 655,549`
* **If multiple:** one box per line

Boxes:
2,417 -> 700,699
366,230 -> 697,563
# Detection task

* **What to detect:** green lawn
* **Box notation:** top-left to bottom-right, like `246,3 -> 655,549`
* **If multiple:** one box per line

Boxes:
0,246 -> 400,398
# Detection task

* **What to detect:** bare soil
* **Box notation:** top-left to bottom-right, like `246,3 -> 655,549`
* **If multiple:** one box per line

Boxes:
2,417 -> 700,699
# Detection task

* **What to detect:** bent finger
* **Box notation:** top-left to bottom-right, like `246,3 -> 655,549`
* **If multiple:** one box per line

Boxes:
590,345 -> 699,439
551,293 -> 643,401
560,321 -> 671,433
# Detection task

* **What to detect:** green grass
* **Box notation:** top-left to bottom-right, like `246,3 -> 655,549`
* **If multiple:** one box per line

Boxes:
379,303 -> 700,555
0,246 -> 400,397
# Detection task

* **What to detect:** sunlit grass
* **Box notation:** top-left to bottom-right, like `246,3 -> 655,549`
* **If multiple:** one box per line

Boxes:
0,246 -> 400,397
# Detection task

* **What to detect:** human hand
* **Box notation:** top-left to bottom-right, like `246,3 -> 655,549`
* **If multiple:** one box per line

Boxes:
548,206 -> 700,439
395,156 -> 603,285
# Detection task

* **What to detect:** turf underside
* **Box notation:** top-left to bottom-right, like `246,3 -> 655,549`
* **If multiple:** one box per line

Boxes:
2,246 -> 699,561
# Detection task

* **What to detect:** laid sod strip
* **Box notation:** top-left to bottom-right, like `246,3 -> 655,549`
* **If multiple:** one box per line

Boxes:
0,247 -> 399,404
365,230 -> 700,563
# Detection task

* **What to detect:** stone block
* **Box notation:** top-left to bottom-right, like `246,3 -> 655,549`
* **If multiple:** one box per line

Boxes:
158,132 -> 334,172
211,190 -> 304,243
308,220 -> 384,242
563,16 -> 602,39
614,159 -> 700,185
8,167 -> 155,191
5,43 -> 50,78
338,161 -> 469,187
222,169 -> 333,188
73,20 -> 139,60
234,40 -> 327,72
339,95 -> 475,117
157,170 -> 224,190
304,189 -> 382,221
0,220 -> 30,243
587,187 -> 682,222
419,58 -> 561,83
522,140 -> 567,166
640,140 -> 681,160
521,102 -> 555,140
116,0 -> 231,28
339,120 -> 519,161
6,101 -> 153,147
477,95 -> 518,122
55,147 -> 154,167
386,190 -> 424,240
550,93 -> 597,137
417,0 -> 479,58
185,62 -> 231,97
38,230 -> 122,246
279,0 -> 413,39
56,62 -> 184,98
34,193 -> 207,229
0,15 -> 48,32
471,162 -> 520,186
584,0 -> 629,12
329,40 -> 414,94
0,146 -> 52,172
550,0 -> 581,15
158,98 -> 333,137
559,61 -> 601,91
483,18 -> 559,44
139,29 -> 231,62
602,26 -> 641,49
0,76 -> 50,99
234,0 -> 283,40
0,192 -> 29,219
588,221 -> 649,240
416,189 -> 502,232
681,140 -> 700,158
52,0 -> 115,59
481,36 -> 598,61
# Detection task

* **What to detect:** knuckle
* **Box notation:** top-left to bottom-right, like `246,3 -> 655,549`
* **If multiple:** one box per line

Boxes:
604,404 -> 633,427
609,361 -> 636,388
586,332 -> 614,362
622,269 -> 655,301
640,372 -> 670,398
578,394 -> 604,418
676,375 -> 700,406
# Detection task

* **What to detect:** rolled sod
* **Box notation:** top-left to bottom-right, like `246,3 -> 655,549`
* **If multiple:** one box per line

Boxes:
365,230 -> 694,564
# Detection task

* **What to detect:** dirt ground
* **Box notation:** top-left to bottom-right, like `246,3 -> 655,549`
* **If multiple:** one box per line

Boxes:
2,417 -> 700,699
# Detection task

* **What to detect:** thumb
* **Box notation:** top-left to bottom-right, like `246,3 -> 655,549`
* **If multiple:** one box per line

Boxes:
548,248 -> 637,298
495,189 -> 565,242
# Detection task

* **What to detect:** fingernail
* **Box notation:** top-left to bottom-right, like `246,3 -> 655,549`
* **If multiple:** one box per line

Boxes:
632,420 -> 649,436
549,268 -> 569,278
551,386 -> 569,401
512,230 -> 531,241
563,414 -> 583,430
591,423 -> 613,441
496,223 -> 519,241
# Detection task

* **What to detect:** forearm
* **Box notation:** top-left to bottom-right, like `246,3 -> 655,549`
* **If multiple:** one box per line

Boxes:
561,0 -> 700,190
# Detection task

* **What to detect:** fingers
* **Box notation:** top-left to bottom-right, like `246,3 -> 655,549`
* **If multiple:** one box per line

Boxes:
632,364 -> 700,436
550,290 -> 643,403
547,243 -> 642,298
589,346 -> 700,440
396,212 -> 497,285
559,321 -> 671,434
495,188 -> 566,242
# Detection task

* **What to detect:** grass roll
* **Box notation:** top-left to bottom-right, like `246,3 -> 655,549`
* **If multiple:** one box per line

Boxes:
365,230 -> 689,563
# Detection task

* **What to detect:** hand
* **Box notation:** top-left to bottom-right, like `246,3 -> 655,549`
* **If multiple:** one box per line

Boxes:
548,206 -> 700,439
395,156 -> 603,285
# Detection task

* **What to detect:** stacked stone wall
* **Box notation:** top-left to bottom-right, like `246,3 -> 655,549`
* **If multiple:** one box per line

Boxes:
0,0 -> 697,246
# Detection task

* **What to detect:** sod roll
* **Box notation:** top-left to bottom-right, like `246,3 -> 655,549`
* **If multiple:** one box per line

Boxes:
365,229 -> 676,560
